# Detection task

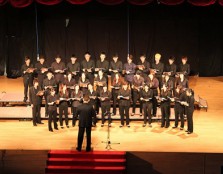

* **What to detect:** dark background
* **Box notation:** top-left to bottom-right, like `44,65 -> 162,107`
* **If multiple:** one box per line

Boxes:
0,1 -> 223,77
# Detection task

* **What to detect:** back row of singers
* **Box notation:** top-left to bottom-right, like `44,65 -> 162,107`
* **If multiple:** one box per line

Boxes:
21,52 -> 190,102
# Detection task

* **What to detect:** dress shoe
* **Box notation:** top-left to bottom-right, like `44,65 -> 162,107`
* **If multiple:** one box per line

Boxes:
108,124 -> 111,127
165,126 -> 169,128
148,124 -> 152,128
119,125 -> 123,128
49,129 -> 53,132
38,122 -> 44,124
140,113 -> 142,117
33,124 -> 37,126
187,131 -> 192,134
180,127 -> 184,130
172,126 -> 177,129
127,125 -> 130,128
86,148 -> 91,152
76,147 -> 81,152
60,126 -> 64,129
72,124 -> 75,127
54,127 -> 59,130
92,124 -> 96,127
185,130 -> 189,132
66,125 -> 69,128
131,113 -> 135,116
161,126 -> 164,128
101,124 -> 104,127
142,124 -> 146,127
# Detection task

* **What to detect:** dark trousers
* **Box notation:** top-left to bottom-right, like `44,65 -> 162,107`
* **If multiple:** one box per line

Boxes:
48,109 -> 58,131
132,90 -> 142,114
72,107 -> 78,125
32,104 -> 41,125
59,104 -> 69,126
174,105 -> 184,128
77,127 -> 91,151
101,104 -> 111,124
112,91 -> 118,115
23,76 -> 33,99
186,109 -> 194,132
90,100 -> 97,124
37,74 -> 45,89
119,105 -> 130,125
143,102 -> 152,124
152,89 -> 158,115
86,73 -> 94,85
160,102 -> 170,127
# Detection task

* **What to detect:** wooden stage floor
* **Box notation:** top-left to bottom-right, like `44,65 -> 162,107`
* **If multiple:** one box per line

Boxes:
0,76 -> 223,153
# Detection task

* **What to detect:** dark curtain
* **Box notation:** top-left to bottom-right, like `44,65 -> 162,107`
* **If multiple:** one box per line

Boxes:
0,1 -> 223,77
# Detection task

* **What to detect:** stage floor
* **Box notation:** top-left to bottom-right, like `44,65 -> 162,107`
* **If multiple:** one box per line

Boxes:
0,76 -> 223,153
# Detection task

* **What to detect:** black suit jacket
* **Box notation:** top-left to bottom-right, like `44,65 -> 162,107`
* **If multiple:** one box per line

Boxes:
77,103 -> 95,128
29,86 -> 42,105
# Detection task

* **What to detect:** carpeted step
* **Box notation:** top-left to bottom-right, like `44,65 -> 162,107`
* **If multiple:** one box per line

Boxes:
47,158 -> 126,166
48,150 -> 126,159
45,165 -> 125,174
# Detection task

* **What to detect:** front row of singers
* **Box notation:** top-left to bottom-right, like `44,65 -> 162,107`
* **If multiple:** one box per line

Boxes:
29,74 -> 194,135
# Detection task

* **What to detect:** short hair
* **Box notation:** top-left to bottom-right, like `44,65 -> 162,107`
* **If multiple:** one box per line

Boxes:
128,54 -> 133,60
113,54 -> 118,58
85,51 -> 91,55
71,54 -> 76,58
25,56 -> 30,61
140,54 -> 146,58
55,55 -> 61,59
39,56 -> 45,60
169,56 -> 175,61
83,94 -> 90,102
182,56 -> 188,60
100,51 -> 106,55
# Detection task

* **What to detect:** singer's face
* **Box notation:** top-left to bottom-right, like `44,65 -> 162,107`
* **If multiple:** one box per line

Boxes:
25,59 -> 30,64
169,59 -> 173,65
100,54 -> 106,61
56,58 -> 61,63
182,59 -> 187,64
85,54 -> 90,61
40,59 -> 44,64
140,56 -> 145,62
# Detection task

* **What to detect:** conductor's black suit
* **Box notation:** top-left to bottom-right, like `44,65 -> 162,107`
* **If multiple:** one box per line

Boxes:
76,103 -> 96,151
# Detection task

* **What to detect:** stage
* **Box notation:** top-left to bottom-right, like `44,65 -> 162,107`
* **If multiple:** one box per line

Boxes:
0,75 -> 222,153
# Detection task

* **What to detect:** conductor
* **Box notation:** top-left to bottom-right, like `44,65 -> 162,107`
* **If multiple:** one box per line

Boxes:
76,95 -> 96,152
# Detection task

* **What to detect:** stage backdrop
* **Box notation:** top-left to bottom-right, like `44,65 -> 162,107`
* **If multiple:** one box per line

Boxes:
0,1 -> 222,77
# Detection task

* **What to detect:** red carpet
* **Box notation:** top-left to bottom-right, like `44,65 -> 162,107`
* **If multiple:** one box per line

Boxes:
45,150 -> 126,174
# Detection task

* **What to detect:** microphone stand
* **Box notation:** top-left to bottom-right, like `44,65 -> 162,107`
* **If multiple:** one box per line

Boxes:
101,111 -> 120,150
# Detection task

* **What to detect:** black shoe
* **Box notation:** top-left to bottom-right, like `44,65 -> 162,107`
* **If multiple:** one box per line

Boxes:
60,126 -> 64,129
101,124 -> 104,127
131,113 -> 135,116
66,125 -> 69,128
140,113 -> 142,117
33,124 -> 37,126
86,148 -> 91,152
127,125 -> 130,128
185,130 -> 189,132
165,126 -> 169,128
38,122 -> 44,124
55,127 -> 59,130
187,131 -> 192,134
49,129 -> 53,132
92,124 -> 96,127
119,125 -> 123,128
142,124 -> 146,127
180,127 -> 184,130
76,147 -> 81,152
161,126 -> 164,128
108,124 -> 111,127
172,126 -> 177,129
23,98 -> 27,102
148,124 -> 152,128
72,124 -> 75,127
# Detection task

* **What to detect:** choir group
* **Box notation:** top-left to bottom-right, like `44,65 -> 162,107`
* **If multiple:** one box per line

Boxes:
22,52 -> 195,134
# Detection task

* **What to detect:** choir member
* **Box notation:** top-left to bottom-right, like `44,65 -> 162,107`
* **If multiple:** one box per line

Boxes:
58,84 -> 69,128
183,88 -> 194,134
158,84 -> 172,128
79,72 -> 90,95
99,85 -> 111,127
95,52 -> 109,79
51,55 -> 66,91
137,54 -> 150,79
81,52 -> 95,84
176,73 -> 189,90
109,54 -> 123,81
145,73 -> 159,117
164,56 -> 176,83
35,56 -> 49,89
131,70 -> 144,116
47,88 -> 59,132
171,85 -> 185,130
117,81 -> 131,128
67,54 -> 80,82
111,73 -> 122,115
162,74 -> 174,94
123,54 -> 136,85
86,84 -> 97,126
29,80 -> 44,126
71,85 -> 83,127
43,72 -> 57,117
179,56 -> 190,78
63,72 -> 76,97
140,84 -> 153,127
151,53 -> 164,91
21,56 -> 34,102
